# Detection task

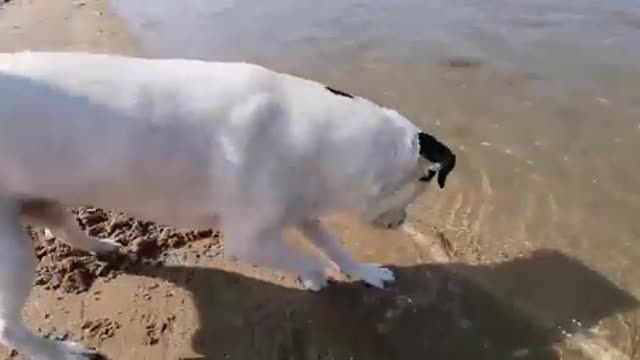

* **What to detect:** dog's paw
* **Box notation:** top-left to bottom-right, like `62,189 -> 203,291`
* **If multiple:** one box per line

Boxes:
301,278 -> 327,292
43,228 -> 55,240
52,341 -> 104,360
298,272 -> 328,292
88,237 -> 122,255
346,264 -> 396,289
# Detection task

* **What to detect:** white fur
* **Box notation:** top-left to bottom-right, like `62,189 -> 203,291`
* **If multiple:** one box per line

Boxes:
0,51 -> 431,359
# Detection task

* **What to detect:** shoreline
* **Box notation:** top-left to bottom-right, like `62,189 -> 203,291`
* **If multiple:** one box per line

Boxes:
0,1 -> 636,359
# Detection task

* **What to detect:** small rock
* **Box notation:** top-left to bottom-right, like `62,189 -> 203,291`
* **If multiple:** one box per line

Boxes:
442,56 -> 483,68
384,308 -> 402,319
375,322 -> 391,334
512,348 -> 529,357
394,295 -> 413,308
459,319 -> 472,329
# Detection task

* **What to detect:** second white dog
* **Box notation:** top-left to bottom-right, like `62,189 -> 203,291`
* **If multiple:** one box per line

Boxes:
0,51 -> 456,359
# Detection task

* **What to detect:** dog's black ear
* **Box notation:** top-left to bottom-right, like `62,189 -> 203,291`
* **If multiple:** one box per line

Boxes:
418,132 -> 456,189
437,152 -> 456,188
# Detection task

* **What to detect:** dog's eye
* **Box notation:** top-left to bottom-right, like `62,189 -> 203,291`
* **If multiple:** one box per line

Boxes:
419,170 -> 437,182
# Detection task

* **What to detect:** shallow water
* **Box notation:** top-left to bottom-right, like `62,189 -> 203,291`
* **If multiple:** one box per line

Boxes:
110,0 -> 640,300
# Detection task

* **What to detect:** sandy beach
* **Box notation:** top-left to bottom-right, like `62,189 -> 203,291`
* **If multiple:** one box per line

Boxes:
1,1 -> 639,359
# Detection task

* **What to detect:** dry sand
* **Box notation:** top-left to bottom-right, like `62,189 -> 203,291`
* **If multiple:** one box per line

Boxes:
1,1 -> 638,359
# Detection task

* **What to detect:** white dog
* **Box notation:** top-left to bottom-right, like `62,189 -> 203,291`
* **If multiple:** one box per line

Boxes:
0,51 -> 456,359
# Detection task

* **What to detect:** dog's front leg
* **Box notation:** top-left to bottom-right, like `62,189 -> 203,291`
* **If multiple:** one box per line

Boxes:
297,219 -> 395,289
223,220 -> 330,291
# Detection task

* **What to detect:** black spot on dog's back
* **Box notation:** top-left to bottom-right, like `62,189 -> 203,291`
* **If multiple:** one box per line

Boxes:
326,86 -> 354,99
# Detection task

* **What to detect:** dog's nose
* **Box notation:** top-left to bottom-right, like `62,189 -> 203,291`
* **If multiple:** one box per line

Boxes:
386,213 -> 406,229
395,216 -> 406,228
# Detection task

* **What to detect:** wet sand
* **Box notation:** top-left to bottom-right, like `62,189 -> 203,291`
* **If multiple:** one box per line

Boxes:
1,1 -> 639,359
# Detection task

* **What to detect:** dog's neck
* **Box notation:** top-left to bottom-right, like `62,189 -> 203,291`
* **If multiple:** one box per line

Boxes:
351,111 -> 422,207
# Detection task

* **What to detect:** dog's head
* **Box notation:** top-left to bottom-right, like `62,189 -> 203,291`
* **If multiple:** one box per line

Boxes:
321,85 -> 456,230
364,130 -> 457,230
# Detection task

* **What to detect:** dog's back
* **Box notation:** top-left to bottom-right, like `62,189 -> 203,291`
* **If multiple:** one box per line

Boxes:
0,52 -> 422,225
0,52 -> 247,224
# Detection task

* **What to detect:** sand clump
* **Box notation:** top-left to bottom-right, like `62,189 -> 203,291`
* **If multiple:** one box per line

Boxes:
80,318 -> 121,341
143,314 -> 177,345
31,207 -> 220,294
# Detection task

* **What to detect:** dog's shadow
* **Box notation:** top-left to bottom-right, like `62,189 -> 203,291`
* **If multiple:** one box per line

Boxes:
126,249 -> 639,360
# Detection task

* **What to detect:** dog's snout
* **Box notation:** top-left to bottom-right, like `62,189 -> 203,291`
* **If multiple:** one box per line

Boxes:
373,209 -> 407,230
386,215 -> 406,229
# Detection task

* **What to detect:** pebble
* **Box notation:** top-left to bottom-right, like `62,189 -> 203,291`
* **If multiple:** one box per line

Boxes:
376,322 -> 391,334
394,295 -> 413,308
512,348 -> 529,357
384,308 -> 402,319
458,319 -> 472,329
443,57 -> 483,68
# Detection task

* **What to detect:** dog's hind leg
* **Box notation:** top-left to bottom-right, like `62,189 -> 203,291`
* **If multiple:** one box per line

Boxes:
20,200 -> 120,255
0,199 -> 100,359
